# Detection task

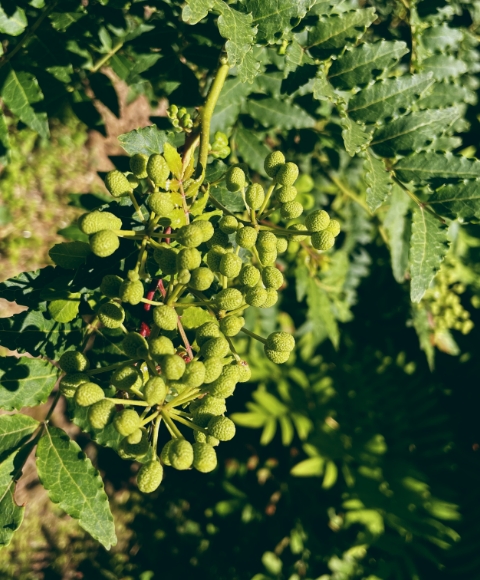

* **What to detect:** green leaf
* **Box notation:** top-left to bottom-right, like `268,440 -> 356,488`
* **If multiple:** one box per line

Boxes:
49,11 -> 85,31
348,73 -> 434,123
427,181 -> 480,220
36,426 -> 117,549
0,267 -> 62,308
182,0 -> 214,25
231,412 -> 267,428
412,304 -> 435,370
364,149 -> 392,212
279,415 -> 294,446
260,417 -> 277,445
409,206 -> 449,303
246,0 -> 314,44
0,449 -> 24,548
306,278 -> 339,349
383,184 -> 411,283
417,82 -> 476,109
291,413 -> 313,440
0,5 -> 27,36
422,24 -> 463,52
0,66 -> 49,139
0,357 -> 58,411
211,185 -> 245,212
252,390 -> 287,416
47,299 -> 81,323
67,400 -> 124,453
163,143 -> 183,180
0,107 -> 9,156
290,456 -> 325,477
328,40 -> 408,89
180,306 -> 215,329
235,126 -> 270,176
395,152 -> 480,182
371,107 -> 461,158
322,460 -> 338,489
421,55 -> 467,80
0,414 -> 39,460
210,77 -> 253,136
118,125 -> 169,156
48,242 -> 91,269
247,98 -> 315,130
340,112 -> 372,156
306,8 -> 377,57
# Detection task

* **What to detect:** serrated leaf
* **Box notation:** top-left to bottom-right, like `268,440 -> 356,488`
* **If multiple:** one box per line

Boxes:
364,149 -> 392,211
0,5 -> 27,36
47,299 -> 81,323
290,456 -> 325,477
163,143 -> 183,180
211,185 -> 245,212
0,357 -> 58,411
0,66 -> 48,139
409,206 -> 449,303
260,417 -> 277,445
0,414 -> 39,460
411,304 -> 435,370
36,426 -> 116,549
246,0 -> 314,44
247,98 -> 315,130
328,40 -> 408,89
383,184 -> 411,283
306,278 -> 339,349
421,55 -> 467,80
348,74 -> 434,123
210,77 -> 253,136
306,9 -> 377,57
371,107 -> 460,158
182,0 -> 214,25
0,449 -> 24,547
340,113 -> 372,156
180,306 -> 215,329
422,24 -> 463,52
417,82 -> 476,109
395,152 -> 480,182
235,126 -> 270,176
49,242 -> 91,269
168,208 -> 188,229
427,181 -> 480,220
118,125 -> 169,156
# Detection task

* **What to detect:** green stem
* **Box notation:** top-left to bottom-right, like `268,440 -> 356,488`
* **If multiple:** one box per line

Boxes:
129,192 -> 146,224
86,359 -> 140,375
161,410 -> 183,439
257,183 -> 276,218
169,410 -> 207,434
141,410 -> 160,426
392,176 -> 446,223
163,387 -> 201,411
107,398 -> 150,406
90,41 -> 124,73
44,391 -> 61,423
240,327 -> 267,344
152,415 -> 162,452
330,175 -> 371,214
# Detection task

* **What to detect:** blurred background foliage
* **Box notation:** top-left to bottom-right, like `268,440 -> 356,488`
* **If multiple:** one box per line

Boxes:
2,0 -> 480,579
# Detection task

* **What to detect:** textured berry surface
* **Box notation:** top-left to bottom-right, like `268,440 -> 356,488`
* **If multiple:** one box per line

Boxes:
189,267 -> 214,291
149,336 -> 175,357
148,192 -> 174,216
262,266 -> 284,290
88,399 -> 115,429
122,332 -> 148,358
144,377 -> 167,405
246,286 -> 267,307
120,279 -> 144,305
239,264 -> 261,287
59,351 -> 89,373
245,183 -> 265,210
196,322 -> 222,346
236,226 -> 258,249
90,230 -> 120,258
100,275 -> 123,298
79,211 -> 122,235
276,185 -> 297,203
264,151 -> 285,177
147,154 -> 169,187
311,230 -> 335,251
305,209 -> 330,232
325,219 -> 341,237
225,166 -> 246,192
59,373 -> 89,398
111,365 -> 143,391
203,357 -> 224,384
266,331 -> 295,352
75,382 -> 105,407
264,347 -> 291,364
154,247 -> 178,274
153,305 -> 178,331
200,336 -> 230,359
162,354 -> 186,380
169,439 -> 194,470
98,302 -> 125,329
219,215 -> 238,234
257,231 -> 277,251
177,224 -> 204,248
137,460 -> 163,493
183,361 -> 206,387
208,416 -> 236,441
219,253 -> 242,278
192,443 -> 217,473
114,409 -> 141,436
105,170 -> 132,197
219,315 -> 244,336
215,288 -> 243,311
260,288 -> 278,308
281,201 -> 303,219
276,162 -> 299,186
176,247 -> 202,271
130,153 -> 149,179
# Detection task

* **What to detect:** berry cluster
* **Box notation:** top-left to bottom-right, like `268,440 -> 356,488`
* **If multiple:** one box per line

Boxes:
167,105 -> 193,133
58,146 -> 339,493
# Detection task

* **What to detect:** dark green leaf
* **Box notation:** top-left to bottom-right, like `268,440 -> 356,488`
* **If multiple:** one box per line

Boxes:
246,0 -> 314,44
340,112 -> 372,156
417,82 -> 476,109
383,184 -> 411,283
247,98 -> 315,130
67,400 -> 124,453
0,449 -> 24,547
0,414 -> 39,460
211,185 -> 245,213
210,77 -> 253,135
306,278 -> 339,349
412,305 -> 435,371
118,125 -> 169,156
364,149 -> 392,212
395,152 -> 480,182
49,242 -> 91,269
235,126 -> 270,176
427,181 -> 480,220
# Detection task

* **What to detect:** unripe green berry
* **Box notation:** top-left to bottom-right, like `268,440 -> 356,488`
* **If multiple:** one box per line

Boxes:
183,361 -> 206,388
111,365 -> 143,391
147,154 -> 169,187
160,440 -> 173,465
311,230 -> 335,251
246,286 -> 268,307
59,373 -> 89,398
130,153 -> 149,179
207,230 -> 229,249
195,396 -> 226,417
245,183 -> 265,210
264,348 -> 291,364
280,201 -> 303,220
264,151 -> 285,178
237,362 -> 251,382
276,237 -> 288,253
59,351 -> 89,373
144,376 -> 167,405
169,439 -> 194,470
147,192 -> 174,217
192,443 -> 217,473
162,354 -> 186,380
203,357 -> 224,384
196,322 -> 222,347
260,288 -> 278,308
127,428 -> 144,445
266,331 -> 295,352
276,162 -> 299,186
215,288 -> 243,311
219,253 -> 242,278
208,416 -> 236,441
219,316 -> 244,337
120,428 -> 150,460
88,399 -> 115,429
79,211 -> 122,235
189,267 -> 214,291
122,332 -> 149,359
153,305 -> 177,331
176,247 -> 202,271
239,264 -> 261,287
225,166 -> 246,192
275,185 -> 297,203
262,266 -> 284,290
325,219 -> 341,237
257,247 -> 277,266
105,170 -> 132,197
192,220 -> 214,243
127,269 -> 140,282
153,247 -> 178,275
236,226 -> 258,249
194,430 -> 220,446
127,173 -> 139,188
150,336 -> 175,358
119,279 -> 144,305
206,246 -> 226,271
200,336 -> 230,359
137,460 -> 163,493
207,365 -> 238,398
287,223 -> 308,241
113,409 -> 141,436
90,230 -> 120,258
75,382 -> 105,407
219,215 -> 238,234
100,275 -> 123,298
176,224 -> 204,248
305,210 -> 330,232
257,231 -> 277,252
98,301 -> 125,329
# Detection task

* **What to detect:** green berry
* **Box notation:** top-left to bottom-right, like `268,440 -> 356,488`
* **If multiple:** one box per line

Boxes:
122,332 -> 149,358
266,331 -> 295,352
305,210 -> 330,232
147,192 -> 175,217
200,336 -> 231,359
219,253 -> 242,278
219,215 -> 238,234
75,382 -> 105,407
203,357 -> 224,384
208,416 -> 236,441
119,279 -> 144,305
79,211 -> 122,235
225,166 -> 246,192
88,399 -> 115,429
262,266 -> 284,290
260,288 -> 278,308
236,226 -> 258,249
105,170 -> 132,197
153,305 -> 177,331
239,264 -> 261,287
137,460 -> 163,493
127,270 -> 140,281
246,286 -> 268,307
257,231 -> 277,251
90,230 -> 120,257
215,288 -> 243,311
162,354 -> 186,381
276,162 -> 299,186
183,361 -> 206,388
195,396 -> 226,417
192,219 -> 214,243
59,373 -> 89,398
281,201 -> 303,220
325,219 -> 340,237
219,316 -> 244,337
149,336 -> 175,358
207,365 -> 239,398
147,154 -> 170,187
130,153 -> 149,179
98,301 -> 125,329
206,246 -> 226,271
287,223 -> 308,242
111,365 -> 144,391
276,237 -> 288,253
127,173 -> 139,188
237,362 -> 251,382
194,430 -> 220,446
160,440 -> 174,465
113,409 -> 141,436
264,348 -> 290,364
59,351 -> 89,373
144,376 -> 167,405
311,230 -> 335,251
189,267 -> 214,291
275,185 -> 297,203
264,151 -> 285,178
245,183 -> 265,210
153,247 -> 178,275
192,443 -> 217,473
169,439 -> 194,470
176,224 -> 204,248
207,230 -> 229,249
120,429 -> 150,460
100,275 -> 123,298
196,322 -> 222,347
176,247 -> 202,271
257,247 -> 277,266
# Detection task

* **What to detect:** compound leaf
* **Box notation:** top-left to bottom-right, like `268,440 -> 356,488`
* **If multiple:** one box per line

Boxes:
235,126 -> 270,176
